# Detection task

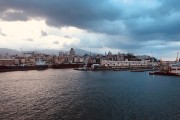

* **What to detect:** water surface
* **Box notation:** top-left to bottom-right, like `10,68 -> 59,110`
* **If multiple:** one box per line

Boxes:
0,69 -> 180,120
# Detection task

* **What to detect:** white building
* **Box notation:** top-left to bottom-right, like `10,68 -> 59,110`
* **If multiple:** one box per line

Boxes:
101,60 -> 149,67
74,56 -> 84,63
170,62 -> 180,74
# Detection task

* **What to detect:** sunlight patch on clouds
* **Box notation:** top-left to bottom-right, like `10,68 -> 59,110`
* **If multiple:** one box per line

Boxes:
0,20 -> 46,38
0,19 -> 81,50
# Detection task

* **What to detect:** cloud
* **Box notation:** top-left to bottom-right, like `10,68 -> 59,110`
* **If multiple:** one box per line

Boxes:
0,32 -> 6,36
0,0 -> 121,34
41,30 -> 48,36
0,0 -> 179,39
53,41 -> 59,44
64,35 -> 71,39
0,0 -> 180,60
25,38 -> 33,42
0,29 -> 7,36
1,9 -> 28,21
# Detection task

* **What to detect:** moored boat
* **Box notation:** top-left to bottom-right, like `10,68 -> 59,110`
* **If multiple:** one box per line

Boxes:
149,71 -> 180,76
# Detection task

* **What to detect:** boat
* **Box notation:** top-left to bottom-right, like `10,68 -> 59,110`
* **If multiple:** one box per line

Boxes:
149,71 -> 180,76
0,65 -> 48,72
52,63 -> 84,69
149,61 -> 180,77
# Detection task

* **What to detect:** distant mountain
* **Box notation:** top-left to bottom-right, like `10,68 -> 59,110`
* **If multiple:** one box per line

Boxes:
0,48 -> 96,56
74,48 -> 94,56
33,49 -> 60,55
34,48 -> 94,56
0,48 -> 21,56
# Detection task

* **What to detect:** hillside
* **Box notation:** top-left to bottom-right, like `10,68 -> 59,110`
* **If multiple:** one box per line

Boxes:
0,48 -> 95,56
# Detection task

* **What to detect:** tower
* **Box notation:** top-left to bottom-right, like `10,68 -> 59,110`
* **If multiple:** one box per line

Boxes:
69,48 -> 75,56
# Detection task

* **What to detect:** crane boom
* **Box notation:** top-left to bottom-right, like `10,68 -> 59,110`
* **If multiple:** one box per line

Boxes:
20,48 -> 25,57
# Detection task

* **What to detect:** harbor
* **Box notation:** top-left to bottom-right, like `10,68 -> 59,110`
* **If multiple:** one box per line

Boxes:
149,54 -> 180,77
1,1 -> 180,119
1,48 -> 180,78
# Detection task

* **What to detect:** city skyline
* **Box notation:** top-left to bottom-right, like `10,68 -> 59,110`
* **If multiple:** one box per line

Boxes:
0,0 -> 180,60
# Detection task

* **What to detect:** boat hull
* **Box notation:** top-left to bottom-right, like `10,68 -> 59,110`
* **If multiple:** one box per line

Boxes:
0,65 -> 48,72
149,71 -> 180,76
52,63 -> 84,69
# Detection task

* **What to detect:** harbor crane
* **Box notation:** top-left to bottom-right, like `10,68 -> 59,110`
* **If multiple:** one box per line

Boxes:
83,52 -> 91,70
20,48 -> 25,57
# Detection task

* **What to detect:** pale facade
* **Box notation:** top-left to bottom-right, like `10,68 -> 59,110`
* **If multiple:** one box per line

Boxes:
0,59 -> 15,66
101,60 -> 148,67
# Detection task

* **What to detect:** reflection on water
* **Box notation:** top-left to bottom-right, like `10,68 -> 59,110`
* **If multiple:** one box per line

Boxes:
0,69 -> 180,120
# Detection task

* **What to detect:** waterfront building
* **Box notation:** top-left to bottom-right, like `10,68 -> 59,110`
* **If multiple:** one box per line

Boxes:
19,58 -> 25,64
0,59 -> 15,66
67,56 -> 74,63
137,55 -> 151,61
117,53 -> 125,61
108,51 -> 112,56
69,48 -> 75,56
14,59 -> 20,65
73,56 -> 84,63
124,53 -> 138,61
107,54 -> 118,61
101,60 -> 149,68
170,62 -> 180,74
14,57 -> 25,65
25,61 -> 36,66
59,52 -> 64,57
53,57 -> 63,65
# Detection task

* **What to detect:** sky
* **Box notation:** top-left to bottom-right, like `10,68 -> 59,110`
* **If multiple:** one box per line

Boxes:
0,0 -> 180,60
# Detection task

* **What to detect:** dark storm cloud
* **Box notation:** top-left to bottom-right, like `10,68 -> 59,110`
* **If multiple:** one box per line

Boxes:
0,0 -> 179,38
1,10 -> 28,21
0,0 -> 121,32
0,0 -> 180,57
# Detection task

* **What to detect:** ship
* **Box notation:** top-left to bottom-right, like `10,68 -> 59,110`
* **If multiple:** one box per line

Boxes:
52,63 -> 84,69
0,65 -> 48,72
0,60 -> 48,72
